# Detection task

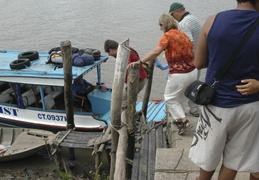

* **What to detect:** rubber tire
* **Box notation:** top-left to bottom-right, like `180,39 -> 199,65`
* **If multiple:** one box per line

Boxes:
18,51 -> 39,61
10,58 -> 31,69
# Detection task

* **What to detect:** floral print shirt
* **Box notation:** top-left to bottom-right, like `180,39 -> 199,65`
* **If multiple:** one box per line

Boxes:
157,29 -> 195,74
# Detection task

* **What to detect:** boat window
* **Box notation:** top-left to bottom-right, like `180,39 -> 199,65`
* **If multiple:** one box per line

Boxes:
0,82 -> 9,92
39,86 -> 65,110
0,82 -> 15,104
0,82 -> 92,113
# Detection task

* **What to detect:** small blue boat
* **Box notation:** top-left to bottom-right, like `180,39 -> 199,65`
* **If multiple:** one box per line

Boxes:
0,50 -> 166,132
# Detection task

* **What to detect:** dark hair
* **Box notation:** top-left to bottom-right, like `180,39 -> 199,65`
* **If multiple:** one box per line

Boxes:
237,0 -> 256,4
104,39 -> 119,53
75,74 -> 83,83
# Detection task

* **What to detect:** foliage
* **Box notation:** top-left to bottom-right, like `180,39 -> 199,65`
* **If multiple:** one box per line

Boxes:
59,171 -> 72,180
89,163 -> 110,180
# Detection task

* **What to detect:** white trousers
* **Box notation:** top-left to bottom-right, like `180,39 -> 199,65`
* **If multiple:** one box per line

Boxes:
164,69 -> 197,120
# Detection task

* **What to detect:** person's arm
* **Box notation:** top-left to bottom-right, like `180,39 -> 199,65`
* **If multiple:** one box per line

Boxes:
194,15 -> 216,69
128,46 -> 164,68
153,60 -> 169,70
74,94 -> 86,100
236,79 -> 259,96
72,83 -> 86,100
83,79 -> 91,88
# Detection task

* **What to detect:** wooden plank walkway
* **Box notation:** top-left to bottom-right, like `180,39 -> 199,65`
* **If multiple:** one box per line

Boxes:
51,121 -> 166,180
131,121 -> 167,180
53,130 -> 110,149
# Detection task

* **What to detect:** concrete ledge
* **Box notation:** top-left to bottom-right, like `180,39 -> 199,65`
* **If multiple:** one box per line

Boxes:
155,148 -> 199,172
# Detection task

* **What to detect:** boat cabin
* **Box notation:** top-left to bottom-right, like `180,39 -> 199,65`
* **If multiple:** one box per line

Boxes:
0,50 -> 111,131
0,49 -> 166,132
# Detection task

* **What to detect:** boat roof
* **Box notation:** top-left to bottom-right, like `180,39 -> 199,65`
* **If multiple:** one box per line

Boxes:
0,50 -> 108,86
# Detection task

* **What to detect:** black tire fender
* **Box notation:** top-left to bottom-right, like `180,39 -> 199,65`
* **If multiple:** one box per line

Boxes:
10,58 -> 31,69
18,51 -> 39,61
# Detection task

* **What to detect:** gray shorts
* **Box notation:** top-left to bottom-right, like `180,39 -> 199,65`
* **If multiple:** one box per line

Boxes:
189,101 -> 259,172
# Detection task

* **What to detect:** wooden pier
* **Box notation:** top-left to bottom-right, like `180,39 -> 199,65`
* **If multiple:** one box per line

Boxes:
53,39 -> 167,180
50,119 -> 167,180
53,130 -> 110,149
131,121 -> 167,180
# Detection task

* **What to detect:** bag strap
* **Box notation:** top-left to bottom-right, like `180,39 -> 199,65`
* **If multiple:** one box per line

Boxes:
128,47 -> 140,57
213,17 -> 259,85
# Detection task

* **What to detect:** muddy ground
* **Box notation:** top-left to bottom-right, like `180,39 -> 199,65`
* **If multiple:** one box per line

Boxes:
0,148 -> 109,180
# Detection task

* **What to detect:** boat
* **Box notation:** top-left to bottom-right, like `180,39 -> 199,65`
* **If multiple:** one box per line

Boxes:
0,127 -> 55,161
0,49 -> 166,132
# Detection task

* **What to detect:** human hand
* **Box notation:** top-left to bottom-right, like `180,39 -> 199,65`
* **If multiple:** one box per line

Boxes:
153,60 -> 168,70
236,79 -> 259,96
154,60 -> 162,67
127,61 -> 140,69
78,96 -> 86,100
90,84 -> 99,89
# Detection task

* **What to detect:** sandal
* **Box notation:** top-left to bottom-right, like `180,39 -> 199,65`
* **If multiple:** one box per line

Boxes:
173,120 -> 183,129
178,120 -> 193,135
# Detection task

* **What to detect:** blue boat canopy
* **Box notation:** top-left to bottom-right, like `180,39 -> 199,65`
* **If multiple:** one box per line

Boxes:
0,50 -> 108,86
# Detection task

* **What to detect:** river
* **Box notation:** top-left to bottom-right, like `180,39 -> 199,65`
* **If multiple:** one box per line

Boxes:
0,0 -> 236,100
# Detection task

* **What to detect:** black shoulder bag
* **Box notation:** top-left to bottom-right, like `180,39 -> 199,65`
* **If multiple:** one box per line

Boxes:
185,17 -> 259,106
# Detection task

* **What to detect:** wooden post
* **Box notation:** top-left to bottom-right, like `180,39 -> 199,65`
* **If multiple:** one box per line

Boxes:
61,40 -> 75,160
110,38 -> 130,180
142,60 -> 155,117
114,111 -> 128,180
127,65 -> 139,130
52,146 -> 65,172
61,40 -> 75,129
126,65 -> 140,179
114,66 -> 139,180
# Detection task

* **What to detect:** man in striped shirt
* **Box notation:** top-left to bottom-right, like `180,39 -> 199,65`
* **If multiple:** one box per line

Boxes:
169,2 -> 201,50
170,2 -> 201,117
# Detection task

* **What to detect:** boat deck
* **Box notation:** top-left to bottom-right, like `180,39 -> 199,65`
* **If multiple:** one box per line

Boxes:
100,101 -> 167,125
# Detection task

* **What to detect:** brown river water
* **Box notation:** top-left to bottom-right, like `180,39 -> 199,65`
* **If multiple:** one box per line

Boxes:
0,0 -> 236,178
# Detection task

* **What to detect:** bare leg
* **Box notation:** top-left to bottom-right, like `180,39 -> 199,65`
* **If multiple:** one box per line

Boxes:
250,173 -> 259,180
199,168 -> 215,180
218,164 -> 237,180
176,117 -> 187,123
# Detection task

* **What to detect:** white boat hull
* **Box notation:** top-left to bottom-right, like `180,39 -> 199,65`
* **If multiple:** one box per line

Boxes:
0,104 -> 107,132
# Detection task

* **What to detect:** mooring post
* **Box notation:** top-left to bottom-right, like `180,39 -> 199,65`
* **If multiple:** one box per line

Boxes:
126,65 -> 139,179
109,38 -> 130,180
61,40 -> 75,160
142,60 -> 155,117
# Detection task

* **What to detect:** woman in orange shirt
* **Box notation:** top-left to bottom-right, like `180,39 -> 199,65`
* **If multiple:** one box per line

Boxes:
129,14 -> 197,135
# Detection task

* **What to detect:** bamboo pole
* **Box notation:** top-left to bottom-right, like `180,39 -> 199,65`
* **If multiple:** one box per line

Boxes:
142,60 -> 155,117
109,38 -> 130,180
61,40 -> 75,160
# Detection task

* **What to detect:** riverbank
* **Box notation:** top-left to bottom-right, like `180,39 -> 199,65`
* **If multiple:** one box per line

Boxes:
0,148 -> 109,180
0,149 -> 61,180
